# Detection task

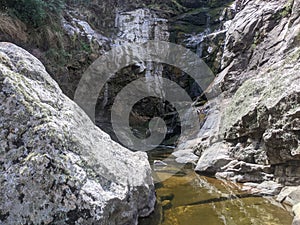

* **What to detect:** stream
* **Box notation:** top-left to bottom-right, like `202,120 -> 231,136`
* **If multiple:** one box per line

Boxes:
140,148 -> 294,225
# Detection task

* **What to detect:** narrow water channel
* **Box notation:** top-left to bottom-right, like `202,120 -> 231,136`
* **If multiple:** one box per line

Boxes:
140,148 -> 294,225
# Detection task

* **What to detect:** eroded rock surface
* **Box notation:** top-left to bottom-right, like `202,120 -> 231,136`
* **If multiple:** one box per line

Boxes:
189,2 -> 300,222
194,0 -> 300,184
0,42 -> 155,225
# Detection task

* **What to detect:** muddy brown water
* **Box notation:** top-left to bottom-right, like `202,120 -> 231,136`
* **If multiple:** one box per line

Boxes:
140,148 -> 293,225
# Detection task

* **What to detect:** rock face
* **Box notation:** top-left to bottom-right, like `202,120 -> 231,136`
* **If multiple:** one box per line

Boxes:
194,0 -> 300,184
178,0 -> 300,222
0,0 -> 239,146
1,0 -> 300,222
220,0 -> 300,93
94,7 -> 172,141
195,142 -> 233,174
0,42 -> 155,224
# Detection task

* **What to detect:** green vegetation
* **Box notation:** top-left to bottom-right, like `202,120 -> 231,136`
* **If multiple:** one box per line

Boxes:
0,0 -> 65,27
79,39 -> 92,54
45,48 -> 71,66
280,0 -> 294,18
148,0 -> 186,14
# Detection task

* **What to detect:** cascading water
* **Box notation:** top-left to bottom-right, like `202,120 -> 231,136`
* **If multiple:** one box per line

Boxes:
115,8 -> 169,93
113,8 -> 180,142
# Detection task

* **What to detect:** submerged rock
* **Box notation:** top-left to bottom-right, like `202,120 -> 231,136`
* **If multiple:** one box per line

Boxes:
0,42 -> 155,225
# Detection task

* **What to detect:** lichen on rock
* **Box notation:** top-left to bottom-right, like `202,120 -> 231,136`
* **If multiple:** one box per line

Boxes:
0,42 -> 155,225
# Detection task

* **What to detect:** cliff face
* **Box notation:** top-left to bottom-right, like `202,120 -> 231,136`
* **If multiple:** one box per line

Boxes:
195,0 -> 300,184
191,1 -> 300,222
0,0 -> 234,97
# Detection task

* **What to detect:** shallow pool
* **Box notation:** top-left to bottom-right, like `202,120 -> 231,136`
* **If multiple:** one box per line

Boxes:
140,149 -> 293,225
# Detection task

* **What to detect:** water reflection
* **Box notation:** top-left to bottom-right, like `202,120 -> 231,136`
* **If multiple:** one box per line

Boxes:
141,151 -> 293,225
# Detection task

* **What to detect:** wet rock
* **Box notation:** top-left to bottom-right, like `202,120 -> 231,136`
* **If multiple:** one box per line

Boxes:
115,8 -> 169,44
180,2 -> 237,73
215,171 -> 236,180
220,0 -> 292,93
154,160 -> 168,167
274,161 -> 300,185
95,8 -> 174,142
139,200 -> 163,225
221,160 -> 273,174
293,203 -> 300,225
217,172 -> 273,183
161,200 -> 172,210
215,160 -> 274,183
277,186 -> 300,224
195,142 -> 233,175
192,99 -> 223,155
280,187 -> 300,206
172,149 -> 199,164
0,42 -> 155,225
277,186 -> 299,203
62,11 -> 110,50
242,181 -> 283,196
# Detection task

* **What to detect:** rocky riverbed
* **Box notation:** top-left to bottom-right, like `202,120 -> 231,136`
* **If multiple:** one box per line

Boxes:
142,150 -> 294,225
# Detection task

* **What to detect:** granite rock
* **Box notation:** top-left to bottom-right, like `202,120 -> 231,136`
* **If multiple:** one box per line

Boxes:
0,42 -> 155,225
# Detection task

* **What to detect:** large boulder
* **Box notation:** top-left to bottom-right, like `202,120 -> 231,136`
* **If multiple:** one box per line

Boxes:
0,42 -> 155,225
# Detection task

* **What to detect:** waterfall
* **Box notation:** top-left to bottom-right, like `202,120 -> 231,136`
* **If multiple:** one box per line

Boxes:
115,8 -> 169,93
184,11 -> 212,58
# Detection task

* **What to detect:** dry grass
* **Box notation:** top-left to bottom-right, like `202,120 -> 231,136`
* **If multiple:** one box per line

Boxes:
0,13 -> 28,43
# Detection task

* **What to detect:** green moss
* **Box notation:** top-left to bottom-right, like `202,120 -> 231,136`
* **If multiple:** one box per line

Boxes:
170,0 -> 186,12
79,40 -> 92,54
170,22 -> 206,34
286,47 -> 300,64
251,43 -> 257,50
207,0 -> 234,8
147,0 -> 186,14
188,5 -> 227,18
280,0 -> 294,18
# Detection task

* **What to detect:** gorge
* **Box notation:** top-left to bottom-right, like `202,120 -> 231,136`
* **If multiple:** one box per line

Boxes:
0,0 -> 300,224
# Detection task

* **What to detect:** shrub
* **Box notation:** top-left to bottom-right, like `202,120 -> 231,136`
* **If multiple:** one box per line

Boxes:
0,0 -> 65,27
45,0 -> 65,14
